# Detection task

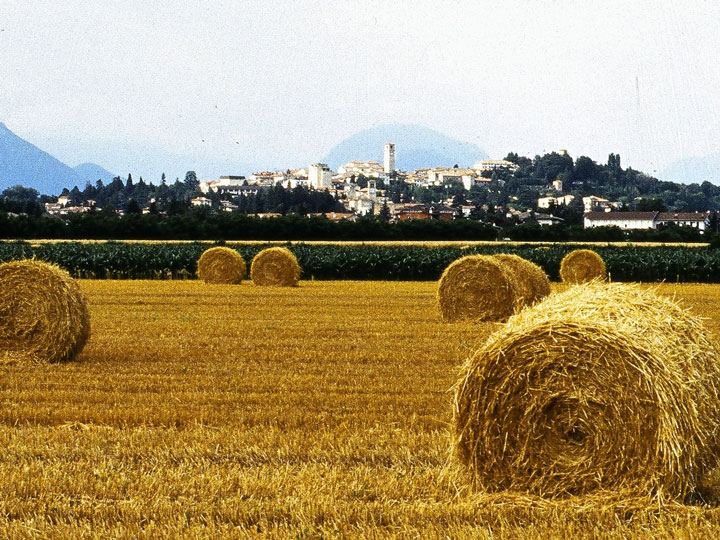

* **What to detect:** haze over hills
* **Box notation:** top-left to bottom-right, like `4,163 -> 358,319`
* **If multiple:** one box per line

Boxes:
660,154 -> 720,185
0,122 -> 115,195
4,117 -> 720,200
323,124 -> 488,171
72,163 -> 116,186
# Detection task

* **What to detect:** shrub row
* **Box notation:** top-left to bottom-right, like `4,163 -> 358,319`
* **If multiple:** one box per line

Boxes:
1,241 -> 719,282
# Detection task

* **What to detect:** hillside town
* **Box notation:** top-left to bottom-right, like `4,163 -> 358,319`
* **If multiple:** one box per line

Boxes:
34,142 -> 716,236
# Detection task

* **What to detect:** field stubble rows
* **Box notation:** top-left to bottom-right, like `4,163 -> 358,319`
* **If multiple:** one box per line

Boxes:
1,280 -> 720,538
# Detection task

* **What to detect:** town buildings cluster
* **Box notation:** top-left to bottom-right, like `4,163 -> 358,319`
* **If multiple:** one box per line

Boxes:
42,142 -> 712,233
186,143 -> 523,223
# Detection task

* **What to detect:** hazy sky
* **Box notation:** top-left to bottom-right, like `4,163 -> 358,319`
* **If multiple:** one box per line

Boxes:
2,1 -> 720,182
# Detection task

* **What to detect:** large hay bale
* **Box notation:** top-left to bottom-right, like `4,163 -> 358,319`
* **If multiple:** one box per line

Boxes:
250,247 -> 301,287
196,247 -> 247,284
0,260 -> 90,363
437,255 -> 521,322
494,254 -> 550,308
453,282 -> 720,500
559,249 -> 606,283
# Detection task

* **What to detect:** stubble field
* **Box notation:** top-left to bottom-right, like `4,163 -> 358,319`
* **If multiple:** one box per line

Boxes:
2,280 -> 720,538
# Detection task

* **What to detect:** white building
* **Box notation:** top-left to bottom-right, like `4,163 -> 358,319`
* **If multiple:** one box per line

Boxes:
220,200 -> 238,212
337,160 -> 384,178
584,211 -> 657,230
546,203 -> 708,233
199,176 -> 247,194
191,196 -> 212,207
583,195 -> 619,213
552,179 -> 563,191
426,168 -> 486,190
472,159 -> 519,173
345,179 -> 389,216
384,142 -> 395,174
249,171 -> 286,185
656,212 -> 710,232
308,163 -> 333,189
536,213 -> 565,226
537,194 -> 575,209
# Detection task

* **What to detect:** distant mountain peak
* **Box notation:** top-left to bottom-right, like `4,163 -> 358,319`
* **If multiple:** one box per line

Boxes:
0,124 -> 113,195
322,123 -> 487,171
73,163 -> 117,184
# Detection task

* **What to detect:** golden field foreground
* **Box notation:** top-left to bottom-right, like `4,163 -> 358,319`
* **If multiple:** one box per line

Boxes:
2,280 -> 720,538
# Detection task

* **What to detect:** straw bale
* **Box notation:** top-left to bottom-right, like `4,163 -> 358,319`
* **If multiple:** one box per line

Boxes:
250,247 -> 301,287
453,282 -> 720,500
437,255 -> 521,322
494,254 -> 550,307
559,249 -> 606,283
196,247 -> 247,284
0,260 -> 90,363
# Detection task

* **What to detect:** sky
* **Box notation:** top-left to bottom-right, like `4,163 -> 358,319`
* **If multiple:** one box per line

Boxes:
2,0 -> 720,183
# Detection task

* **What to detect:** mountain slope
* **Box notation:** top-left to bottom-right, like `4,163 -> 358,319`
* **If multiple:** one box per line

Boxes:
323,124 -> 488,171
73,162 -> 117,185
0,122 -> 85,195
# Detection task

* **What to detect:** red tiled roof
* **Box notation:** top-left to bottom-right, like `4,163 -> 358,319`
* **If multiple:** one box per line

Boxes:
656,212 -> 709,221
430,205 -> 456,213
396,204 -> 428,213
584,212 -> 658,220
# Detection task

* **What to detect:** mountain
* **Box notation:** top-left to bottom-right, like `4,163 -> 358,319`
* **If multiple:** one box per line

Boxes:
0,122 -> 89,195
322,124 -> 488,171
660,154 -> 720,185
73,162 -> 116,185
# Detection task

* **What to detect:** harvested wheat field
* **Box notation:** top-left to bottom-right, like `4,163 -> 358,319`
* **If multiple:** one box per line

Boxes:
3,280 -> 720,538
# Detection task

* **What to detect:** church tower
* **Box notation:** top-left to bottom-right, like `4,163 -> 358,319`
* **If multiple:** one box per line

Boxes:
383,143 -> 395,174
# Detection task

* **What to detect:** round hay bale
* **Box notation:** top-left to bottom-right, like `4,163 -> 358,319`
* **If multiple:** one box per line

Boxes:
250,247 -> 301,287
0,260 -> 90,363
453,282 -> 720,499
196,247 -> 247,284
559,249 -> 606,283
437,255 -> 521,322
494,254 -> 551,308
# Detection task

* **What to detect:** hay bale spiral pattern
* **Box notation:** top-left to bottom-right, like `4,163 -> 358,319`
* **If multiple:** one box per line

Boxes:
437,255 -> 521,322
0,260 -> 90,363
197,247 -> 247,284
453,282 -> 720,499
559,249 -> 606,283
493,254 -> 550,308
250,247 -> 301,287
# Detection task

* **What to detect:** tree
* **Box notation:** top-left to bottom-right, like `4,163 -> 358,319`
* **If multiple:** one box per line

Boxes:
707,210 -> 719,234
608,153 -> 622,172
69,186 -> 83,205
126,199 -> 141,214
1,185 -> 39,202
184,171 -> 199,192
636,197 -> 667,212
82,181 -> 97,199
574,156 -> 599,183
167,198 -> 189,215
378,201 -> 391,222
534,152 -> 574,182
452,192 -> 467,207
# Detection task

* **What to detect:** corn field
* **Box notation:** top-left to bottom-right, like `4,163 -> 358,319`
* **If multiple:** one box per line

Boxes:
1,241 -> 719,281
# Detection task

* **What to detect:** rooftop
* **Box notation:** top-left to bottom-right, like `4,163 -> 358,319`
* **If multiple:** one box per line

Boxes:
584,211 -> 658,220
